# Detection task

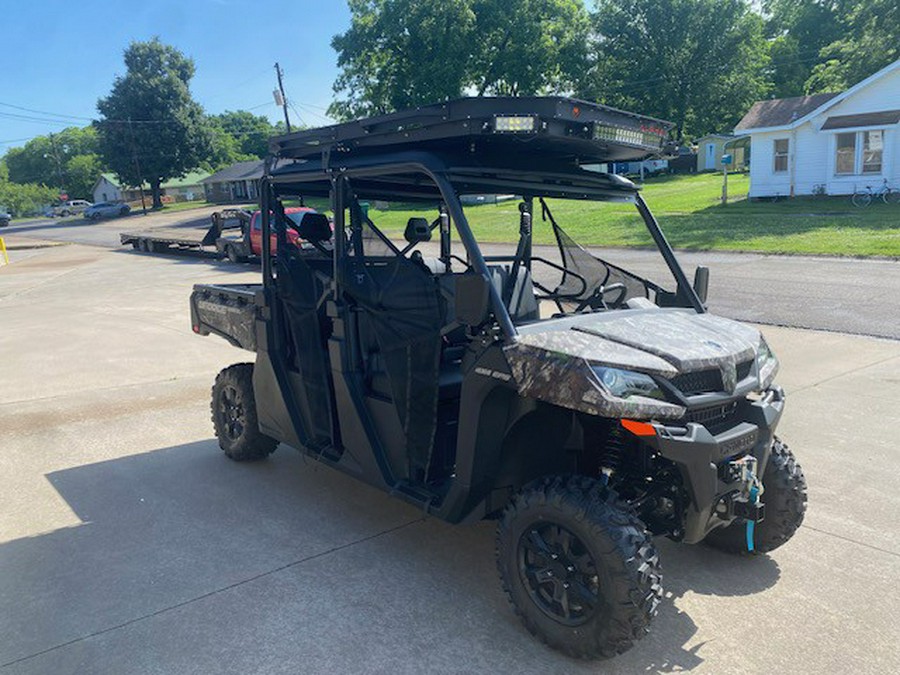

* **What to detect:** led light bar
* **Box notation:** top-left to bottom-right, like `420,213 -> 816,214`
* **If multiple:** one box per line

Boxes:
493,115 -> 538,133
594,123 -> 666,149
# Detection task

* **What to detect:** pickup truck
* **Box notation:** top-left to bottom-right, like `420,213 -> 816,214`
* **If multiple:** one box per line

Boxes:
50,199 -> 93,217
216,206 -> 320,263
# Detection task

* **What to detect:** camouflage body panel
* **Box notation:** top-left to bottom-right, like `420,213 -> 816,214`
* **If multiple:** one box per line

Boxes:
504,342 -> 686,420
507,308 -> 770,419
190,284 -> 260,352
511,328 -> 679,377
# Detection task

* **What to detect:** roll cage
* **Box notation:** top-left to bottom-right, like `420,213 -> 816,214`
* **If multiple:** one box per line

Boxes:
259,149 -> 705,344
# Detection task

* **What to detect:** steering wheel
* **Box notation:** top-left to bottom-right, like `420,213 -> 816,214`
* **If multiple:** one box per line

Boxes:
574,282 -> 628,312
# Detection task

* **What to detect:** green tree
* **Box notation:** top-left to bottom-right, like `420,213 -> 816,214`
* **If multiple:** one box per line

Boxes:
584,0 -> 770,139
65,154 -> 104,200
0,181 -> 58,217
95,38 -> 212,208
328,0 -> 590,120
5,126 -> 100,188
806,0 -> 899,92
329,0 -> 476,120
470,0 -> 589,95
210,110 -> 279,159
762,1 -> 846,97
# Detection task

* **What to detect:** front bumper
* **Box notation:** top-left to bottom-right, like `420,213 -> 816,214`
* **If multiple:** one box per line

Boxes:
641,387 -> 785,544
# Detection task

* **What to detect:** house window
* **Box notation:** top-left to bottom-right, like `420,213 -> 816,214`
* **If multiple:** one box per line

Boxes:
773,139 -> 789,173
835,133 -> 856,175
862,130 -> 883,174
835,130 -> 884,175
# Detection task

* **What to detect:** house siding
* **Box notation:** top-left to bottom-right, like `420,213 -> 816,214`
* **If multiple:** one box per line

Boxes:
748,131 -> 793,198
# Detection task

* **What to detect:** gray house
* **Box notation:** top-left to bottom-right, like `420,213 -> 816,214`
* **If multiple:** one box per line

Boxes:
202,160 -> 265,203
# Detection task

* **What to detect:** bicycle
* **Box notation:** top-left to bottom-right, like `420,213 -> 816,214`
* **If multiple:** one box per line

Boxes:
852,179 -> 900,207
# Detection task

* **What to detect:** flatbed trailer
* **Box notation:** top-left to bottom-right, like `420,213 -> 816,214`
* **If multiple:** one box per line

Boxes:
120,209 -> 251,255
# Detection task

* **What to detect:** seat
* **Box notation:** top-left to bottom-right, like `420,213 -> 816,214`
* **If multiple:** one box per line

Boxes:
488,265 -> 539,323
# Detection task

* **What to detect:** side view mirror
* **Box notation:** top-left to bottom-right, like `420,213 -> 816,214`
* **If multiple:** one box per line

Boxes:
455,273 -> 492,327
693,266 -> 709,304
404,217 -> 431,243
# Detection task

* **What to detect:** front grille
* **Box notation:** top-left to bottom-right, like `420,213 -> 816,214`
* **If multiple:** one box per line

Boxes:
736,360 -> 753,381
685,401 -> 739,430
671,368 -> 722,395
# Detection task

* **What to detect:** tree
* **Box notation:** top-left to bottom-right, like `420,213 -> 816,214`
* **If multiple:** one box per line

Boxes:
5,126 -> 100,189
762,1 -> 846,98
805,0 -> 899,92
584,0 -> 770,140
328,0 -> 590,120
470,0 -> 589,96
95,38 -> 212,208
65,154 -> 104,200
330,0 -> 476,120
210,111 -> 280,159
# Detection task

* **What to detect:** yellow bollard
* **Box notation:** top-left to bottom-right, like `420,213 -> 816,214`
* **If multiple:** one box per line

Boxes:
0,236 -> 8,265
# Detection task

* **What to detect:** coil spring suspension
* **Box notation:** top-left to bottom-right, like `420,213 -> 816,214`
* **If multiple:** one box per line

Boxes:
600,427 -> 626,482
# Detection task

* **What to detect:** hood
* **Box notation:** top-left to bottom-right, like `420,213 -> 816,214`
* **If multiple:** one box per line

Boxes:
504,309 -> 767,420
515,309 -> 760,373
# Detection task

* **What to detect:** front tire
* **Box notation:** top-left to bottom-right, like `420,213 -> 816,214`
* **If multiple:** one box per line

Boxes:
883,189 -> 900,205
704,438 -> 807,554
496,475 -> 662,659
852,191 -> 871,208
211,363 -> 278,461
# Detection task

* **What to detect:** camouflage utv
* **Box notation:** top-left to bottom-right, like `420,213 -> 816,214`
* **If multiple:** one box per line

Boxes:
191,97 -> 807,659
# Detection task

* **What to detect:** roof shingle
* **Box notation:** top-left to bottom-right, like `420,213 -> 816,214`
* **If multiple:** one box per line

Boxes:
735,93 -> 839,131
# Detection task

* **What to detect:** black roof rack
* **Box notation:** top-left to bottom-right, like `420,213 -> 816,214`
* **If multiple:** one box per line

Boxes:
270,97 -> 673,165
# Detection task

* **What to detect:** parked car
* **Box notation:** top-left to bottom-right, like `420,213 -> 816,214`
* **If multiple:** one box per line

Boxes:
52,199 -> 93,217
0,209 -> 10,227
84,202 -> 130,220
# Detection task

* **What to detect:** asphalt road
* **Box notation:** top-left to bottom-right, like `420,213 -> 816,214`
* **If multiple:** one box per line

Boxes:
5,209 -> 899,339
1,244 -> 898,674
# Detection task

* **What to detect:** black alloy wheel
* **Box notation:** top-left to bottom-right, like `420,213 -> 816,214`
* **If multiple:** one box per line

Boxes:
497,475 -> 661,659
518,523 -> 599,626
217,384 -> 245,441
211,363 -> 278,461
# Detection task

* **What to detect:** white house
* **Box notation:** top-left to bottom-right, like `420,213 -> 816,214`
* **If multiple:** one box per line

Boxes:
735,58 -> 900,198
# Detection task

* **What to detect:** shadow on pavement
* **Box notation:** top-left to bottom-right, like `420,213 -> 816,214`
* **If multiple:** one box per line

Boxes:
0,440 -> 780,673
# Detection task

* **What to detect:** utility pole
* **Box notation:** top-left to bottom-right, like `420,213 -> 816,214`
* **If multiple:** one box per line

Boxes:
274,62 -> 291,133
127,118 -> 148,216
47,133 -> 65,192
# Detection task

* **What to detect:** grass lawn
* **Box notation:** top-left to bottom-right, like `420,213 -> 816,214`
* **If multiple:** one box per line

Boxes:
362,172 -> 900,258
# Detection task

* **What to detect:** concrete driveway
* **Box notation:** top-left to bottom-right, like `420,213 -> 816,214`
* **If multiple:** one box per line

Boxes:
1,244 -> 898,673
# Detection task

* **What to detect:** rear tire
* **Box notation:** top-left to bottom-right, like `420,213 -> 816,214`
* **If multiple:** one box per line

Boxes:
211,363 -> 278,461
704,438 -> 807,554
226,245 -> 241,263
496,475 -> 662,659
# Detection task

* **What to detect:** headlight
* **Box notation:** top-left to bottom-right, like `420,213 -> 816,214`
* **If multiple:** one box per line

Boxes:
757,336 -> 779,388
592,366 -> 666,401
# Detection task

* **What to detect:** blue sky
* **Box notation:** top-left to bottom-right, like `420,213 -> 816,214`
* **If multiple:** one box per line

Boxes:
0,0 -> 352,151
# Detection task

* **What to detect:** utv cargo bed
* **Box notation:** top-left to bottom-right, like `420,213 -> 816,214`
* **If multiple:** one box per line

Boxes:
190,283 -> 263,351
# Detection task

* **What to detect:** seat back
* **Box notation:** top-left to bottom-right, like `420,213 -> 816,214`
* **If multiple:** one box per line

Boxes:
488,265 -> 539,323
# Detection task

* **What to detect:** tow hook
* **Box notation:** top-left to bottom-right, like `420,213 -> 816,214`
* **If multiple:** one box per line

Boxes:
717,456 -> 766,551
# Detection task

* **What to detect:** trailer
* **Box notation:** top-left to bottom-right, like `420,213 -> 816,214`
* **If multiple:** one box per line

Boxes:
120,209 -> 251,255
